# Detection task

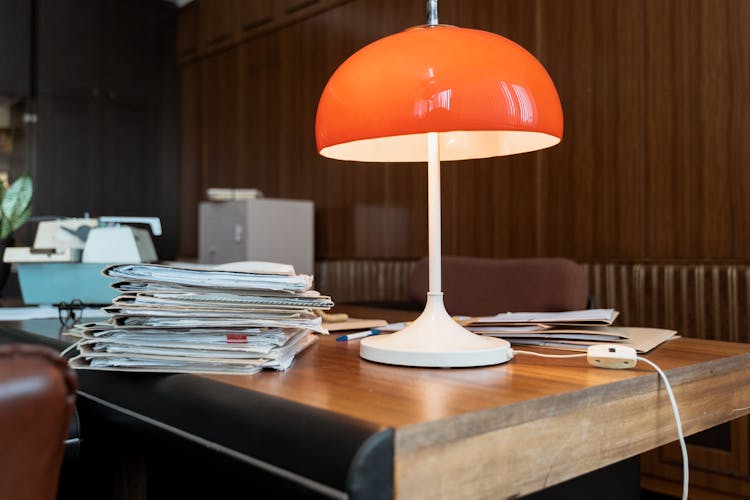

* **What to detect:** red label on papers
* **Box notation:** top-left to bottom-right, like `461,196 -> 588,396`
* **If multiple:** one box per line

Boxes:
226,334 -> 248,343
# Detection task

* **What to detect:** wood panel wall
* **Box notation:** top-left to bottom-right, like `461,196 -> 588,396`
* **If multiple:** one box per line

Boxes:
178,0 -> 750,262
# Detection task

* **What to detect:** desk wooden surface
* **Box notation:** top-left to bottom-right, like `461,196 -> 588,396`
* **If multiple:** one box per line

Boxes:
200,305 -> 750,499
5,307 -> 750,498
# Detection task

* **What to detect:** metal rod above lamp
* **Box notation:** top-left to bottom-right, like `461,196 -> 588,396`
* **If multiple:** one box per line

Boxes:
315,0 -> 563,368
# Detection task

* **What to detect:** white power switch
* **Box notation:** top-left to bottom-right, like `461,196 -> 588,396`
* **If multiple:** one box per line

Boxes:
587,344 -> 638,369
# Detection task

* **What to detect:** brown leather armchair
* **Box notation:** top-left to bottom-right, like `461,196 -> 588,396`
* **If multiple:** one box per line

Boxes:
409,256 -> 589,316
0,344 -> 78,500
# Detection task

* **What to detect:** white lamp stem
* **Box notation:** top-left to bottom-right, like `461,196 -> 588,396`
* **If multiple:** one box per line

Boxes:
427,132 -> 441,294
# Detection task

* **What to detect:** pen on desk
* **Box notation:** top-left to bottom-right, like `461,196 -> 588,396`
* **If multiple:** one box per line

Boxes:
336,330 -> 381,342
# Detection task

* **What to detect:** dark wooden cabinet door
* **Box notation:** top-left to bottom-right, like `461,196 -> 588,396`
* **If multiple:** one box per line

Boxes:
99,0 -> 166,109
642,417 -> 750,498
200,48 -> 239,192
35,97 -> 154,219
0,0 -> 31,98
97,104 -> 159,218
97,102 -> 179,259
35,97 -> 176,258
37,0 -> 100,100
199,0 -> 236,51
38,0 -> 172,107
33,97 -> 99,217
177,1 -> 200,61
237,0 -> 275,33
284,0 -> 318,14
179,63 -> 201,258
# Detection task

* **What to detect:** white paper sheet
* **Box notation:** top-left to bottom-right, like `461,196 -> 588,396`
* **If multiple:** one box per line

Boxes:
469,309 -> 619,325
105,263 -> 312,292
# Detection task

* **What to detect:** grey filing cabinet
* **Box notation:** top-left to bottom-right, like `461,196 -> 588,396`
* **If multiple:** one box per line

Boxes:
198,198 -> 314,275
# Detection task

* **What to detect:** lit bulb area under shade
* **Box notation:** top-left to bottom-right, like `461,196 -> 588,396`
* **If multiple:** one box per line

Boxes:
319,130 -> 561,162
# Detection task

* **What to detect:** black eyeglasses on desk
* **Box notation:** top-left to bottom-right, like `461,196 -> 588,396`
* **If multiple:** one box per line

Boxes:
57,299 -> 85,328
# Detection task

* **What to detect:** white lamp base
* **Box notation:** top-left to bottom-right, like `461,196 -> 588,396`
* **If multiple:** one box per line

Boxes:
360,293 -> 513,367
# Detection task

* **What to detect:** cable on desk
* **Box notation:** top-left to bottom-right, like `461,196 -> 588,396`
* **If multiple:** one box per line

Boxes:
59,340 -> 81,358
515,348 -> 688,500
512,349 -> 587,359
638,356 -> 688,500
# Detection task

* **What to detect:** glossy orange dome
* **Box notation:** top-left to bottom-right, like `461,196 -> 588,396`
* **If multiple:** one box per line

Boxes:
316,25 -> 563,162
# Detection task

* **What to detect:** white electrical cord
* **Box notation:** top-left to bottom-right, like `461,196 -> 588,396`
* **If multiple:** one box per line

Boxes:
513,348 -> 688,500
512,349 -> 587,359
638,356 -> 689,500
59,340 -> 82,358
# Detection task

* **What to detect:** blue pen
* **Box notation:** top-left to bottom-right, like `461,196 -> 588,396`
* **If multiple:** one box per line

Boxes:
336,330 -> 381,342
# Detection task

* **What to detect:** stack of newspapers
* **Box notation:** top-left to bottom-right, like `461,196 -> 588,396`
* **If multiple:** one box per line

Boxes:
69,262 -> 333,375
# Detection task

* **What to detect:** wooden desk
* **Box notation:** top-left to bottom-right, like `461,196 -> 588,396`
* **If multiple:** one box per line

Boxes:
3,306 -> 750,499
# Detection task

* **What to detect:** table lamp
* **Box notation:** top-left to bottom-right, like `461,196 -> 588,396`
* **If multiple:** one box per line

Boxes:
315,0 -> 563,367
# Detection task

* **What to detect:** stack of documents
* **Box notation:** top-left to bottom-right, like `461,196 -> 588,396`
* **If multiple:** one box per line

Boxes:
463,309 -> 677,353
69,262 -> 333,374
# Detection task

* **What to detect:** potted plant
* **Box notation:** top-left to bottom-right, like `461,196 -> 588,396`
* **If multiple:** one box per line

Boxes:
0,173 -> 33,290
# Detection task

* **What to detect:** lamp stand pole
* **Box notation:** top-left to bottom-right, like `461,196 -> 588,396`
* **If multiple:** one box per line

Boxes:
427,132 -> 441,294
359,133 -> 512,367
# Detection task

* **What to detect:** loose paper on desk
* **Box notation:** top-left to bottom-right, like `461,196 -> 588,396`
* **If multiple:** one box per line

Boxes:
500,327 -> 677,353
468,309 -> 619,326
323,318 -> 388,332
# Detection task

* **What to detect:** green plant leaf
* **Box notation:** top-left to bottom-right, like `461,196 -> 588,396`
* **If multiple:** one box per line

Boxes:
0,174 -> 33,237
0,217 -> 10,241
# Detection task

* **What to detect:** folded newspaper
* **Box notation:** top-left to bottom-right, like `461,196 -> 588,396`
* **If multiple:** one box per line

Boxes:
68,262 -> 332,375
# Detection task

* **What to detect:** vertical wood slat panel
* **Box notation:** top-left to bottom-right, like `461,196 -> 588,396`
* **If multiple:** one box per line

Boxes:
314,260 -> 417,303
583,261 -> 750,344
662,265 -> 674,334
727,268 -> 738,343
694,267 -> 706,340
679,268 -> 690,339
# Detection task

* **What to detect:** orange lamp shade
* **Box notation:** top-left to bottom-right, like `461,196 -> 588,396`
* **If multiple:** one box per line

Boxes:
316,25 -> 563,162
